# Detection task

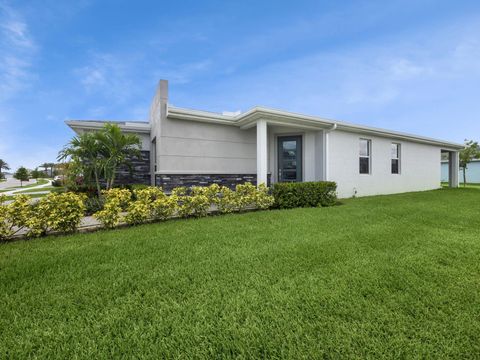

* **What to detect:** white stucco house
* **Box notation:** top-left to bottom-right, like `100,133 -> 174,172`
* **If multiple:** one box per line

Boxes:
67,80 -> 463,198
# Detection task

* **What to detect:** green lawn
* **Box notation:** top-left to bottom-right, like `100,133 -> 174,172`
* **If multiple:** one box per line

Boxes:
1,188 -> 480,358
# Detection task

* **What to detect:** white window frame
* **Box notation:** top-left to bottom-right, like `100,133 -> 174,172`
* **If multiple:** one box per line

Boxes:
359,138 -> 371,175
391,143 -> 401,174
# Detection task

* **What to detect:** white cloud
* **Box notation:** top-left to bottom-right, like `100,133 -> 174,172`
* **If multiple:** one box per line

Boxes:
0,2 -> 36,102
0,3 -> 41,170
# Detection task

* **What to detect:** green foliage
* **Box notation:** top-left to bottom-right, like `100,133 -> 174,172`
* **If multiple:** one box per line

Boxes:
58,124 -> 141,196
27,193 -> 86,237
0,193 -> 85,240
271,181 -> 337,209
93,188 -> 132,228
125,187 -> 165,225
0,159 -> 10,179
0,182 -> 275,239
84,196 -> 105,216
152,194 -> 177,220
214,185 -> 238,213
30,168 -> 43,180
174,186 -> 210,218
13,166 -> 29,186
0,195 -> 31,240
459,139 -> 480,185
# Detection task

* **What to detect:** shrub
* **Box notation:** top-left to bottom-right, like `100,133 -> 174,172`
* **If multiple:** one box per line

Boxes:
173,187 -> 210,218
125,187 -> 165,225
93,188 -> 132,228
254,183 -> 275,209
102,188 -> 132,209
0,195 -> 31,240
215,186 -> 238,214
124,200 -> 152,225
27,192 -> 86,237
271,181 -> 337,209
232,182 -> 274,211
84,196 -> 105,216
151,188 -> 177,220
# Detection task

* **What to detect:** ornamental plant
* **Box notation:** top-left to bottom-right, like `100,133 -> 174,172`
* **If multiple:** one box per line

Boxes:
254,183 -> 275,209
173,186 -> 210,218
215,186 -> 238,213
0,195 -> 31,240
27,192 -> 86,237
151,189 -> 177,220
125,187 -> 166,225
94,188 -> 132,228
234,182 -> 258,211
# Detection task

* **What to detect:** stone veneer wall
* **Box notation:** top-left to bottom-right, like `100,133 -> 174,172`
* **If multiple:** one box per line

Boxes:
155,174 -> 271,192
114,150 -> 150,186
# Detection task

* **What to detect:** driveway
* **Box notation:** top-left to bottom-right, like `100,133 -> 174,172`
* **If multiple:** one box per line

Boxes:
0,177 -> 39,190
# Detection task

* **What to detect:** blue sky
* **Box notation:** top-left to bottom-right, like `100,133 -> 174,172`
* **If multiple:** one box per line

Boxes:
1,0 -> 480,170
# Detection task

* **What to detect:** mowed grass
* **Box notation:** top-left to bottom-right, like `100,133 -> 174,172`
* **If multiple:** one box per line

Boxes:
1,188 -> 480,358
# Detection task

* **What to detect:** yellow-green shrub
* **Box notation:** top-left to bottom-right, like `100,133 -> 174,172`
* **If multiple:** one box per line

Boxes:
0,195 -> 31,240
125,187 -> 166,225
94,188 -> 132,228
215,186 -> 238,213
27,192 -> 86,237
254,183 -> 275,209
94,201 -> 122,229
173,187 -> 210,218
102,188 -> 131,209
151,190 -> 177,220
233,182 -> 274,211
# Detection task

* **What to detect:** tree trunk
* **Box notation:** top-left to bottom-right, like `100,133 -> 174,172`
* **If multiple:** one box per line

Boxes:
463,168 -> 467,187
93,168 -> 102,198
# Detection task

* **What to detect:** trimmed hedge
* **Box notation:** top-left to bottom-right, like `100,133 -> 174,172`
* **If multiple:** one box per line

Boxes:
271,181 -> 337,209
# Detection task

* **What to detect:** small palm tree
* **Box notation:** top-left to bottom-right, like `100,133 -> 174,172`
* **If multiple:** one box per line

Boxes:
0,159 -> 10,179
58,124 -> 140,196
46,162 -> 56,177
58,132 -> 104,197
96,124 -> 141,190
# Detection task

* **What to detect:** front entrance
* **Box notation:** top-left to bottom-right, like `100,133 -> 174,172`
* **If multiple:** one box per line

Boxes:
278,135 -> 302,182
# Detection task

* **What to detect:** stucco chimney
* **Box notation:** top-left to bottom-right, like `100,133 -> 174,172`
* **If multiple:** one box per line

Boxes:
158,79 -> 168,123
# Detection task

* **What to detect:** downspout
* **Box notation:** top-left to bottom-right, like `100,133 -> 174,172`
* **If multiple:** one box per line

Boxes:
323,123 -> 337,181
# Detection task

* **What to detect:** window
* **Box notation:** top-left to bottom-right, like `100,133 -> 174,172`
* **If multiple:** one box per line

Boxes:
391,143 -> 400,174
359,139 -> 371,174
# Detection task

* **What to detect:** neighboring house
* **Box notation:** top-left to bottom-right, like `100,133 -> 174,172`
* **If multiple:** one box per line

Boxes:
441,159 -> 480,184
67,80 -> 463,198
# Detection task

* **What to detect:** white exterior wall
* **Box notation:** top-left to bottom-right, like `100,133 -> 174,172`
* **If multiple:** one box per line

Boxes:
158,117 -> 257,174
328,130 -> 442,198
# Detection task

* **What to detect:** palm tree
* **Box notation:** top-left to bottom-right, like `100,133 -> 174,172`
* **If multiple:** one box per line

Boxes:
0,159 -> 10,179
39,162 -> 50,177
95,124 -> 141,190
58,132 -> 104,197
46,162 -> 56,177
58,124 -> 140,196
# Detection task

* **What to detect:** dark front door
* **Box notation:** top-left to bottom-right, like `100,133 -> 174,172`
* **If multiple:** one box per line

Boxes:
278,135 -> 302,182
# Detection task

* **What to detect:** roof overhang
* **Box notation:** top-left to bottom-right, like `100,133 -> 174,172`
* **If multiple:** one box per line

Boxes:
65,120 -> 151,135
167,105 -> 464,150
